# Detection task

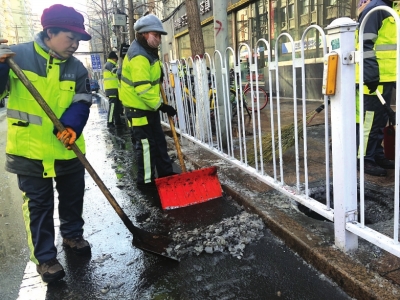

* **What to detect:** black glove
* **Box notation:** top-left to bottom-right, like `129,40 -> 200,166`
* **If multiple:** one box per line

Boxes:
159,103 -> 177,117
365,81 -> 379,94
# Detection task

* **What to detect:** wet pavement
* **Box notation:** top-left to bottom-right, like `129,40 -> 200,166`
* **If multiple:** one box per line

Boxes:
12,93 -> 354,299
3,92 -> 399,299
0,100 -> 30,300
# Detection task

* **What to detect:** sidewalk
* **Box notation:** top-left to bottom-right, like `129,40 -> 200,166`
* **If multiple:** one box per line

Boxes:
163,128 -> 400,300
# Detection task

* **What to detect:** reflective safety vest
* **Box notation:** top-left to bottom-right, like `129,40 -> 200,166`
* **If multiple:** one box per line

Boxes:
356,3 -> 400,85
355,3 -> 399,122
6,42 -> 86,177
119,41 -> 162,111
103,59 -> 119,97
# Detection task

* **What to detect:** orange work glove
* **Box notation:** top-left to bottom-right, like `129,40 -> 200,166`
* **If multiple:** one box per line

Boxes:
56,127 -> 76,150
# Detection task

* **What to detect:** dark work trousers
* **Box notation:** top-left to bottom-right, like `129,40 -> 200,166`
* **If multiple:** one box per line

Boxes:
17,169 -> 85,265
126,108 -> 173,184
356,82 -> 395,163
107,96 -> 123,125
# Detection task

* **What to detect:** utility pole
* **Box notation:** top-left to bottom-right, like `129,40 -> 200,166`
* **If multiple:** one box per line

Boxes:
213,0 -> 228,146
113,1 -> 119,49
128,0 -> 135,43
100,22 -> 107,61
101,0 -> 111,54
15,25 -> 19,44
119,0 -> 127,44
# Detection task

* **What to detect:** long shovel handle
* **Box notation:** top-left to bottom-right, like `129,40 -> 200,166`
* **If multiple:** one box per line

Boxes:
160,85 -> 187,173
6,57 -> 140,236
376,89 -> 396,125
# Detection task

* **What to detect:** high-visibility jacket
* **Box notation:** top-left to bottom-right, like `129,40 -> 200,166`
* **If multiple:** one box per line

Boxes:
119,40 -> 162,111
355,0 -> 398,121
103,59 -> 119,98
356,1 -> 399,86
6,41 -> 91,178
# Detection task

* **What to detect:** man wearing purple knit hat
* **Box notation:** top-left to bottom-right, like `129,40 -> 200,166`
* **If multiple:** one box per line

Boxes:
0,4 -> 93,283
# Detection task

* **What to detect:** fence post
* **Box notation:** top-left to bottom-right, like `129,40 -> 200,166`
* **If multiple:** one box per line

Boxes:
325,18 -> 358,252
170,60 -> 187,134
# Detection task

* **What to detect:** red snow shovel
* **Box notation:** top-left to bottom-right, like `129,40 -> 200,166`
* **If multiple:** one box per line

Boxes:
6,57 -> 177,261
155,86 -> 223,210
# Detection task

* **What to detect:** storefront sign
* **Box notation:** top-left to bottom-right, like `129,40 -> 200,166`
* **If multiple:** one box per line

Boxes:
281,37 -> 322,53
200,0 -> 212,15
174,0 -> 212,30
174,14 -> 187,30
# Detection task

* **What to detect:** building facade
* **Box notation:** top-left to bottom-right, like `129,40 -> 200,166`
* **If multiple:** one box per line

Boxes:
1,0 -> 38,45
161,0 -> 358,100
162,0 -> 357,60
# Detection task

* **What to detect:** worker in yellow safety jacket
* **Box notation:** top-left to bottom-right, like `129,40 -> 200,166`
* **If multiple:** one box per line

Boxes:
356,0 -> 397,177
0,4 -> 92,283
103,51 -> 123,128
120,14 -> 177,191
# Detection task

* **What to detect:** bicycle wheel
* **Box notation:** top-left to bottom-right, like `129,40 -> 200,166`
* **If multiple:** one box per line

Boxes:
229,89 -> 238,117
243,86 -> 269,112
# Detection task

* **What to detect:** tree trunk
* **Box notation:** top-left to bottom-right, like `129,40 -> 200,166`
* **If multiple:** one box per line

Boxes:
185,0 -> 205,57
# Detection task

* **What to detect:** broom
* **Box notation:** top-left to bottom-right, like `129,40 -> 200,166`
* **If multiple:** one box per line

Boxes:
246,102 -> 327,166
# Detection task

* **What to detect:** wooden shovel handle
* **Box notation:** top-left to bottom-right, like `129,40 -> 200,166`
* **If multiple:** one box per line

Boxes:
6,57 -> 140,236
160,85 -> 187,173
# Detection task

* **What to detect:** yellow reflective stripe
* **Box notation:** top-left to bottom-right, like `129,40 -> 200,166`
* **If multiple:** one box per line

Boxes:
109,103 -> 115,122
72,93 -> 92,105
104,77 -> 119,81
22,192 -> 39,265
121,75 -> 134,86
362,84 -> 383,95
138,87 -> 152,95
358,110 -> 374,158
7,109 -> 42,125
375,44 -> 397,51
131,116 -> 148,126
141,139 -> 152,183
363,50 -> 375,59
363,33 -> 377,40
120,76 -> 159,88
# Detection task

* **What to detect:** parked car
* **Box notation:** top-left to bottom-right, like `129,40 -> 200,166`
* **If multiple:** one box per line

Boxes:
90,79 -> 100,93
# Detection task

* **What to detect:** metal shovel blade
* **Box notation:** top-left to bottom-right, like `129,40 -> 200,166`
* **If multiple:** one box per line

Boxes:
155,166 -> 223,210
131,226 -> 179,261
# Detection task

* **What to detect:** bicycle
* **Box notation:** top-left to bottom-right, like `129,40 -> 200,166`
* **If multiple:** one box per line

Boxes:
179,70 -> 269,121
228,70 -> 269,118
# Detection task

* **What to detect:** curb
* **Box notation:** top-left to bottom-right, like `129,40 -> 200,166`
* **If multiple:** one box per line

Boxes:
165,134 -> 400,300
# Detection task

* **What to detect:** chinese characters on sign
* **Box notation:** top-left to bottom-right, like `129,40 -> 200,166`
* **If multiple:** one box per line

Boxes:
199,0 -> 211,15
90,54 -> 102,71
174,0 -> 212,30
174,14 -> 187,30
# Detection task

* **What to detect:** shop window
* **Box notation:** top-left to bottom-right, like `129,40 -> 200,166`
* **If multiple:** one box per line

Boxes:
300,0 -> 309,15
202,22 -> 215,54
310,0 -> 316,11
178,34 -> 191,59
280,7 -> 287,25
288,4 -> 294,19
237,7 -> 249,44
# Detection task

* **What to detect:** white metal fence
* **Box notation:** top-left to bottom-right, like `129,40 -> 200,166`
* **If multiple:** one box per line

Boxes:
160,9 -> 400,258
